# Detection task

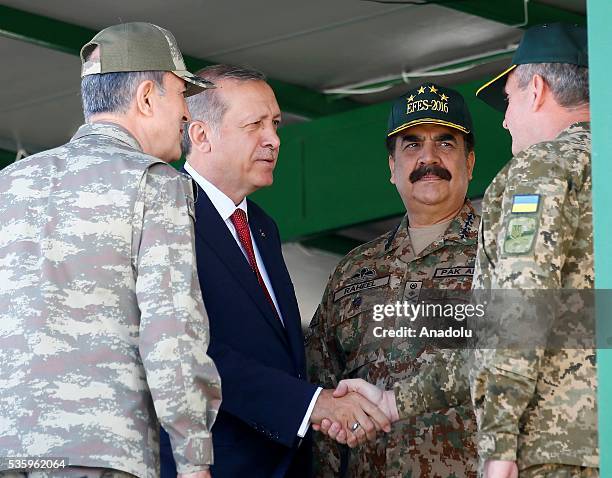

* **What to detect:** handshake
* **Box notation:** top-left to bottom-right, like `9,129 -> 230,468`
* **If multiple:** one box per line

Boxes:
309,379 -> 400,448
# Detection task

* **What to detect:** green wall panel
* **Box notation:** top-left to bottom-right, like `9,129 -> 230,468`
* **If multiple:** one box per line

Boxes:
0,149 -> 15,170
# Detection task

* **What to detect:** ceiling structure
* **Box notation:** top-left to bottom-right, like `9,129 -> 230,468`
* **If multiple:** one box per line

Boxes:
0,0 -> 589,320
0,0 -> 585,158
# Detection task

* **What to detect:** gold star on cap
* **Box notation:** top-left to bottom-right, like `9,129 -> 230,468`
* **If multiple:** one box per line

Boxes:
417,86 -> 426,95
407,94 -> 415,102
429,85 -> 438,94
440,93 -> 449,101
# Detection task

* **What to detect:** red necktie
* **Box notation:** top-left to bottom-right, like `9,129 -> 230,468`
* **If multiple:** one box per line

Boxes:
230,208 -> 280,320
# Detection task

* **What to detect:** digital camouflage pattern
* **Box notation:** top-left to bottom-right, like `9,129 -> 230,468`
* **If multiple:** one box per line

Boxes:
471,123 -> 598,471
307,200 -> 480,477
0,123 -> 222,478
520,463 -> 599,478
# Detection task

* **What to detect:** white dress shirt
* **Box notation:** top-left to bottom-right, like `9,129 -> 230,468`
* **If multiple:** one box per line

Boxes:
185,162 -> 321,438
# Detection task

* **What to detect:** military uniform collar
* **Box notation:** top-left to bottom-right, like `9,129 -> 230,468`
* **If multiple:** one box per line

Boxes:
384,199 -> 478,260
71,121 -> 143,151
557,121 -> 590,139
442,200 -> 479,245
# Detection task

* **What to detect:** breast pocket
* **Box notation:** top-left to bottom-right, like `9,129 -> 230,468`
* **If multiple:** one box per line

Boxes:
333,286 -> 396,384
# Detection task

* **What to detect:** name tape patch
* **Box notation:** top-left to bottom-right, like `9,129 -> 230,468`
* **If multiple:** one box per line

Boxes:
433,267 -> 474,278
334,276 -> 390,302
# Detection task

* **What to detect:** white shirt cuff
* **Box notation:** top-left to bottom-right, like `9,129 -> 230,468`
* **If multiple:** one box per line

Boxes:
297,387 -> 323,437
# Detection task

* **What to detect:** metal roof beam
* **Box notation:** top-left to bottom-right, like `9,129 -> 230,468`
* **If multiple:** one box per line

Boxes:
0,4 -> 359,118
433,0 -> 585,28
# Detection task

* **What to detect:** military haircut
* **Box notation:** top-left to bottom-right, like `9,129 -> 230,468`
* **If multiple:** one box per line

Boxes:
181,64 -> 267,156
514,63 -> 589,108
81,70 -> 166,121
385,131 -> 475,157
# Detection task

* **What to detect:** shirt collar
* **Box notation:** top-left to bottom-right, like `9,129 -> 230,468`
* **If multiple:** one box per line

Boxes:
385,199 -> 479,255
185,161 -> 248,221
71,121 -> 143,151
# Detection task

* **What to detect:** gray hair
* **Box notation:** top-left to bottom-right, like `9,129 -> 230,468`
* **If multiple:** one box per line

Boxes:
81,70 -> 166,121
514,63 -> 589,108
181,64 -> 267,157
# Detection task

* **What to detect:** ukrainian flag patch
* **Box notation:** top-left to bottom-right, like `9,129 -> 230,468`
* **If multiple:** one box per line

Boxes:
511,194 -> 540,214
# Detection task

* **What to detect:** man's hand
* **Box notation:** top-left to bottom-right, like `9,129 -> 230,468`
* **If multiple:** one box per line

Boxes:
178,470 -> 211,478
310,388 -> 391,448
334,379 -> 399,422
483,460 -> 518,478
313,379 -> 399,444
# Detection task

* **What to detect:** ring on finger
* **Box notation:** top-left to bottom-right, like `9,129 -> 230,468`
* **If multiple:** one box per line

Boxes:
351,422 -> 360,432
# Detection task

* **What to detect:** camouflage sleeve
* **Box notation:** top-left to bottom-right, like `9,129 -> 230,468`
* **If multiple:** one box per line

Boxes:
305,288 -> 344,388
470,348 -> 542,461
393,348 -> 471,420
471,144 -> 581,461
306,280 -> 344,477
492,145 -> 582,289
133,164 -> 221,473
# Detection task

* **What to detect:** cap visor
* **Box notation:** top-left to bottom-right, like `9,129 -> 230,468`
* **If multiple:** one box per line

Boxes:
475,65 -> 516,112
173,70 -> 216,97
388,118 -> 470,137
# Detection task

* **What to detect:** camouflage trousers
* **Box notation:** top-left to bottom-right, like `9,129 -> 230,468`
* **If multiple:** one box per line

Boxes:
520,464 -> 598,478
0,468 -> 136,478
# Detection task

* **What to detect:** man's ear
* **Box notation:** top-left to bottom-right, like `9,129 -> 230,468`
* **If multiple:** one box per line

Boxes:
189,120 -> 213,154
135,80 -> 156,118
466,150 -> 476,180
388,154 -> 396,184
531,74 -> 547,112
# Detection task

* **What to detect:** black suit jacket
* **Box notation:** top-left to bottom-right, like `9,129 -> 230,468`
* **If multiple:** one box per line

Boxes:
161,186 -> 316,478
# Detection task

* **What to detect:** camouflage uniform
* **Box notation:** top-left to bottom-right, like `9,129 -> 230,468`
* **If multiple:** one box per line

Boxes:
0,123 -> 222,478
0,467 -> 134,478
470,123 -> 598,474
307,200 -> 479,477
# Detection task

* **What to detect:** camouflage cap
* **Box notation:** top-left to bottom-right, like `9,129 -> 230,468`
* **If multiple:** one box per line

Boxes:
80,22 -> 215,97
387,83 -> 473,137
476,23 -> 588,112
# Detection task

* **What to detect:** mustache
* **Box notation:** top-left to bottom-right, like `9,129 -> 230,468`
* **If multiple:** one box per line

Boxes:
259,146 -> 277,160
409,164 -> 452,183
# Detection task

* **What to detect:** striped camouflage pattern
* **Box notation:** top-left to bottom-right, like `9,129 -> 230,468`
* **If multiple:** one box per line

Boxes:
0,123 -> 221,478
307,201 -> 479,477
470,123 -> 598,471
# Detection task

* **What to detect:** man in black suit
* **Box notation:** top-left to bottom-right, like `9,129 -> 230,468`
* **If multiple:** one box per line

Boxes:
160,65 -> 391,478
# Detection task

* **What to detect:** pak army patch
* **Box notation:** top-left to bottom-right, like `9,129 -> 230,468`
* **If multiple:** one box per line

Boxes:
503,194 -> 541,255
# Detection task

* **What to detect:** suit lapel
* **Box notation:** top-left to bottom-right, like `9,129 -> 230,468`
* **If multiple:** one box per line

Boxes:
193,189 -> 290,349
249,205 -> 306,371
